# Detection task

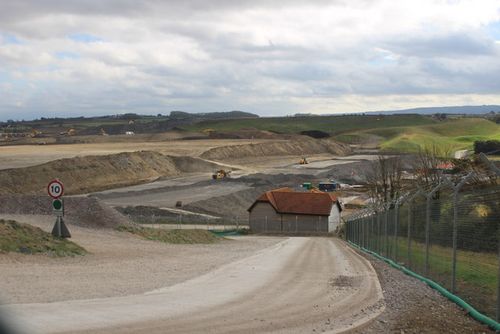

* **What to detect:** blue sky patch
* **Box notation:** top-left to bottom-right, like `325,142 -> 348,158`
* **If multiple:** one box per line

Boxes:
485,21 -> 500,40
1,33 -> 22,45
55,51 -> 80,59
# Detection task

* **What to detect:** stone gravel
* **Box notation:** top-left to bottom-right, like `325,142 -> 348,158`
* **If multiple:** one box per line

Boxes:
351,249 -> 494,333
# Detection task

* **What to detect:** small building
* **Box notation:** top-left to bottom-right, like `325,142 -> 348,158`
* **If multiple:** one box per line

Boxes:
248,188 -> 342,233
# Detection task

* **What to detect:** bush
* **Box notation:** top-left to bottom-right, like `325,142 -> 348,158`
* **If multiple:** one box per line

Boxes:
474,140 -> 500,155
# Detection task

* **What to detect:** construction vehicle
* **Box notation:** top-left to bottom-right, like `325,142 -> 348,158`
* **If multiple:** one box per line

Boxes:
212,169 -> 231,180
30,129 -> 43,138
299,157 -> 309,165
59,128 -> 76,136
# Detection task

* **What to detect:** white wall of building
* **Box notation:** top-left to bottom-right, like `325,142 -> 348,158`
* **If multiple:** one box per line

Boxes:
328,204 -> 341,232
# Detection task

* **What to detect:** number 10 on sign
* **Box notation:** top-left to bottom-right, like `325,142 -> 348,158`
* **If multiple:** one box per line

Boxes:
48,180 -> 64,199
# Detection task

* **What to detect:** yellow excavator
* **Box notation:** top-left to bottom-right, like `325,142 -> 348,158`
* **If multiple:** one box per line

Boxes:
212,169 -> 231,180
299,157 -> 309,165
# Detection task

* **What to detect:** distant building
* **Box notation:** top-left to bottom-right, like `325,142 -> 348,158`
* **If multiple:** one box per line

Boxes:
125,131 -> 135,135
248,188 -> 342,233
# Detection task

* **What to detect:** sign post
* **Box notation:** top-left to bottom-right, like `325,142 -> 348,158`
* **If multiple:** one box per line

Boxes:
47,179 -> 71,238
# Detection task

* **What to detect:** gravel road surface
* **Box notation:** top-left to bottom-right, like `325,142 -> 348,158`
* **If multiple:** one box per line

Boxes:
0,214 -> 282,304
2,237 -> 384,334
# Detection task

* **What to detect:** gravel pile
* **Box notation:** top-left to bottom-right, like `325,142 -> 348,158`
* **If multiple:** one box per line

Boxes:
0,195 -> 132,229
352,250 -> 493,333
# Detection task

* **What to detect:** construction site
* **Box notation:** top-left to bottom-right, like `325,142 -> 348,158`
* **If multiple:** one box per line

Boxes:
0,130 -> 497,334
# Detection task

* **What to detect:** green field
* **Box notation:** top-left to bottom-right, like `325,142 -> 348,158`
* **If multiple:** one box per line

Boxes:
366,118 -> 500,152
185,114 -> 437,135
185,114 -> 499,154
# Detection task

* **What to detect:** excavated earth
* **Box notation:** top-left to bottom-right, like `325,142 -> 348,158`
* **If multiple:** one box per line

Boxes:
0,195 -> 131,229
0,151 -> 223,195
200,137 -> 351,161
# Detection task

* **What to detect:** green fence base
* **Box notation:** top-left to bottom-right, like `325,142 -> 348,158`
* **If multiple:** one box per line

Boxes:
348,240 -> 500,331
210,229 -> 243,237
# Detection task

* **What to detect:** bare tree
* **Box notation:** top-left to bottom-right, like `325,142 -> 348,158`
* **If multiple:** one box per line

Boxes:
413,143 -> 452,189
366,155 -> 404,206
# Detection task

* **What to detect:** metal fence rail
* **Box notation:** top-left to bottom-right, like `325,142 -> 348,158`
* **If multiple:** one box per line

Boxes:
345,159 -> 500,321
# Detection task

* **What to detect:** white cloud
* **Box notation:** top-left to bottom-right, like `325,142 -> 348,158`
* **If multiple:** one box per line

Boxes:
0,0 -> 499,120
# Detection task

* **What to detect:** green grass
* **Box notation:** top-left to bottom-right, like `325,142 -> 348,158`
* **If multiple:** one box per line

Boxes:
0,219 -> 86,256
368,236 -> 497,316
116,224 -> 222,244
183,114 -> 437,135
184,114 -> 499,155
340,118 -> 500,153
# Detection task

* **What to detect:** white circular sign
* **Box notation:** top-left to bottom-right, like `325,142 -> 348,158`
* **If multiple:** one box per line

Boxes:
47,179 -> 64,199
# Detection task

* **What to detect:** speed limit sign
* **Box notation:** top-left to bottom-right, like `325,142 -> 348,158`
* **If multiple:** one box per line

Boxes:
47,179 -> 64,199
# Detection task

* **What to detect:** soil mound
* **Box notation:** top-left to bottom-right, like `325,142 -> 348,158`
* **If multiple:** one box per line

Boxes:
207,129 -> 288,140
183,186 -> 270,221
0,195 -> 131,229
0,151 -> 222,195
200,138 -> 351,161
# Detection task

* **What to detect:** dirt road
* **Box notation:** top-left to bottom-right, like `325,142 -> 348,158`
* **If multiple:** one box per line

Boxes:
3,237 -> 383,334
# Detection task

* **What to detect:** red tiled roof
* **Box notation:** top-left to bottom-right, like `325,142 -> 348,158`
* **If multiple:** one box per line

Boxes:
249,188 -> 340,216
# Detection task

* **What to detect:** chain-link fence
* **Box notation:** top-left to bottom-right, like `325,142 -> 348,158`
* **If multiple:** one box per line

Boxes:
126,213 -> 249,231
345,156 -> 500,321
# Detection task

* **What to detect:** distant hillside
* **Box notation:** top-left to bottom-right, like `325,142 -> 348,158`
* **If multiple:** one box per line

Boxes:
169,110 -> 258,120
370,105 -> 500,115
185,114 -> 437,135
336,118 -> 500,153
0,110 -> 259,139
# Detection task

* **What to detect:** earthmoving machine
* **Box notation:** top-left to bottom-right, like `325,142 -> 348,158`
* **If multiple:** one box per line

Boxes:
30,129 -> 43,138
299,157 -> 309,165
212,169 -> 231,180
59,128 -> 76,136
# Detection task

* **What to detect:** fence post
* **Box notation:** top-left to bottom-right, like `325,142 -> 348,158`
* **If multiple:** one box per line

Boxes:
377,212 -> 381,253
407,200 -> 412,269
497,228 -> 500,323
384,207 -> 389,257
363,216 -> 367,248
394,197 -> 401,262
370,214 -> 374,251
452,172 -> 475,293
364,216 -> 368,249
425,182 -> 443,276
478,153 -> 500,322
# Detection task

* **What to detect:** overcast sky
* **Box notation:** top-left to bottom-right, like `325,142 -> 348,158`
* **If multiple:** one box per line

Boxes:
1,0 -> 500,120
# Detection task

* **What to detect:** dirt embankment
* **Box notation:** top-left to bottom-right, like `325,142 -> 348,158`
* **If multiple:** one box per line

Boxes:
0,196 -> 131,228
0,151 -> 222,195
200,137 -> 351,161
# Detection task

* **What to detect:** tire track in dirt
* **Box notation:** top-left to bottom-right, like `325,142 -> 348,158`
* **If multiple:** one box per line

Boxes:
2,238 -> 383,334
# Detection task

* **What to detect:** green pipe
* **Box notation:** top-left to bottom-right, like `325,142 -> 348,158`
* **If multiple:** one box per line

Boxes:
348,241 -> 500,331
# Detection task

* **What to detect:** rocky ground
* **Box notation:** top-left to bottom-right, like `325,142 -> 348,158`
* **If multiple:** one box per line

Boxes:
353,250 -> 494,334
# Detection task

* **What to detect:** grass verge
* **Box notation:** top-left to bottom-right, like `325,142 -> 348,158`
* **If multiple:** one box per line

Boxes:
116,224 -> 222,244
0,219 -> 86,256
